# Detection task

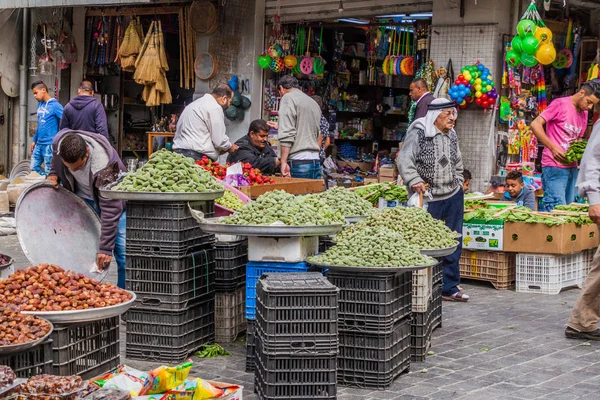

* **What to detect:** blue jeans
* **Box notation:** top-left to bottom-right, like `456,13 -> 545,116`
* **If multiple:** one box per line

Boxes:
85,199 -> 127,288
427,189 -> 464,296
30,144 -> 53,176
541,166 -> 579,212
289,160 -> 322,179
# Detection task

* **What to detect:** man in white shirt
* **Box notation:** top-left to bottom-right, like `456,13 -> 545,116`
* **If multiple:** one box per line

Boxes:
173,84 -> 239,161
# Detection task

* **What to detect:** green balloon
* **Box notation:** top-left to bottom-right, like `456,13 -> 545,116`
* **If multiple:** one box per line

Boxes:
517,20 -> 537,38
258,55 -> 272,69
506,50 -> 521,67
522,35 -> 540,55
521,53 -> 538,67
511,36 -> 523,53
470,79 -> 475,84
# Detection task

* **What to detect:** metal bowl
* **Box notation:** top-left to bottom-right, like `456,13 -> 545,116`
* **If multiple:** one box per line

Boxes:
0,319 -> 53,355
421,243 -> 459,257
22,291 -> 136,323
196,218 -> 344,237
99,187 -> 224,202
308,260 -> 436,273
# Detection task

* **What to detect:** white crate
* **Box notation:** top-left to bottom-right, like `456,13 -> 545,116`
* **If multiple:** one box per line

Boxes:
579,248 -> 598,288
412,266 -> 432,312
516,252 -> 584,295
248,236 -> 318,262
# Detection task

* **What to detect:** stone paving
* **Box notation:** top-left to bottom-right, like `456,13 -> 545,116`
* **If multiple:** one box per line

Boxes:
2,234 -> 600,399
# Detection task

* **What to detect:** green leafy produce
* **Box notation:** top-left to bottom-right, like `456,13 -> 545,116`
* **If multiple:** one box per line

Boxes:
194,343 -> 231,358
334,207 -> 458,250
308,226 -> 436,267
224,190 -> 344,226
316,187 -> 375,216
464,206 -> 592,226
562,140 -> 587,164
554,204 -> 589,213
216,190 -> 246,211
354,183 -> 408,206
113,149 -> 222,193
464,199 -> 488,209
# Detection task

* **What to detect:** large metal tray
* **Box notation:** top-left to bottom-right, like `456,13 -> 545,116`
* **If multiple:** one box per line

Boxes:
344,215 -> 368,224
15,182 -> 106,280
21,291 -> 136,323
99,187 -> 224,202
308,260 -> 435,273
421,243 -> 459,257
0,320 -> 53,355
196,217 -> 344,237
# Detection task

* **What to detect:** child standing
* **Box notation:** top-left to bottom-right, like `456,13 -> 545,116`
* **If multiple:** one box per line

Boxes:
30,81 -> 63,176
504,171 -> 536,210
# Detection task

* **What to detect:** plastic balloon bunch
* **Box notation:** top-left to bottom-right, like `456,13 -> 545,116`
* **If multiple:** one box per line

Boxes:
448,62 -> 497,110
506,1 -> 556,68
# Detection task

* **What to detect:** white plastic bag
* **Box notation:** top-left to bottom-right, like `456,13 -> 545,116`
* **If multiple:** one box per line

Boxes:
407,191 -> 432,210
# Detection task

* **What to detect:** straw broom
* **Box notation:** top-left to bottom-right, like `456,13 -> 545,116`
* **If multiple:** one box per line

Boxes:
118,19 -> 142,72
179,8 -> 184,87
135,21 -> 155,70
135,23 -> 162,86
158,20 -> 169,72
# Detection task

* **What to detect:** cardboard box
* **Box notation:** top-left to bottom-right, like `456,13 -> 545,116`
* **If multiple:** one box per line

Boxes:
237,177 -> 324,199
337,161 -> 375,172
363,177 -> 379,185
379,165 -> 398,178
578,224 -> 600,251
378,176 -> 398,183
463,219 -> 505,251
503,221 -> 579,254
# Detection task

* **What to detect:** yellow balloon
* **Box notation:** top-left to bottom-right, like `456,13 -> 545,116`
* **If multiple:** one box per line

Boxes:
464,72 -> 472,80
534,27 -> 553,45
536,43 -> 557,65
486,85 -> 492,92
474,84 -> 482,91
475,91 -> 482,98
475,78 -> 482,84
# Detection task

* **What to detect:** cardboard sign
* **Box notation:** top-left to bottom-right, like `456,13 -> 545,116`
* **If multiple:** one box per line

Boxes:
463,219 -> 504,251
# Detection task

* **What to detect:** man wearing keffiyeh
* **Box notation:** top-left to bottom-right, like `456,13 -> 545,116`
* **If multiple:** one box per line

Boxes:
398,98 -> 468,302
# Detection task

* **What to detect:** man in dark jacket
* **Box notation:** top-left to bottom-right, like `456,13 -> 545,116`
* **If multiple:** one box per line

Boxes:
60,80 -> 109,138
227,119 -> 279,174
410,78 -> 436,121
46,129 -> 127,288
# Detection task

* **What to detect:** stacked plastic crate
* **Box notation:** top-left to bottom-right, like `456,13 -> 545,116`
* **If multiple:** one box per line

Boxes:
255,273 -> 339,400
411,262 -> 443,362
327,270 -> 412,388
125,201 -> 216,363
245,237 -> 314,372
214,239 -> 248,342
431,261 -> 443,331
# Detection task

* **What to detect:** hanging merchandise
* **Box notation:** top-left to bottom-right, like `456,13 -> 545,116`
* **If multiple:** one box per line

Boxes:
38,25 -> 55,76
299,27 -> 314,75
118,18 -> 143,72
313,27 -> 325,75
448,62 -> 497,110
433,59 -> 454,100
506,1 -> 556,68
135,20 -> 172,107
553,19 -> 574,70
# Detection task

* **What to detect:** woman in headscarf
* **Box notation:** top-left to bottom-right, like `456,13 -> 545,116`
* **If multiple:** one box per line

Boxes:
398,98 -> 468,302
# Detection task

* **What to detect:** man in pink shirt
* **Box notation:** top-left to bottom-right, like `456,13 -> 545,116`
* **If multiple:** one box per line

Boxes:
531,82 -> 600,211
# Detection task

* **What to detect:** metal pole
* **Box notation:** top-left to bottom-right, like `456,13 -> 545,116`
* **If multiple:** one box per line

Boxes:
18,7 -> 28,161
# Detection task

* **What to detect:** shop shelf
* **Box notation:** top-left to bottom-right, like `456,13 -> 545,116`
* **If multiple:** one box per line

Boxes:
0,339 -> 53,378
412,266 -> 432,313
431,283 -> 443,331
460,250 -> 516,290
246,261 -> 310,320
255,337 -> 337,400
327,271 -> 412,333
337,319 -> 411,389
580,247 -> 598,288
215,287 -> 246,343
432,260 -> 443,286
516,252 -> 584,295
215,254 -> 247,292
51,317 -> 120,380
126,250 -> 215,311
246,320 -> 256,372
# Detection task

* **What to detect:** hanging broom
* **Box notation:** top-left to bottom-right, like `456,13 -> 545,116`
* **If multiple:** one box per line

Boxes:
158,20 -> 169,72
135,20 -> 155,71
135,22 -> 162,85
118,19 -> 142,72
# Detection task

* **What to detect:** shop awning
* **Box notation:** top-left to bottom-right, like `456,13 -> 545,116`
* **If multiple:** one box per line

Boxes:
0,0 -> 153,9
266,0 -> 433,23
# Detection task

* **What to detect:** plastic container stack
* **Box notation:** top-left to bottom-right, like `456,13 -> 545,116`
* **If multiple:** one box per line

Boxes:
254,272 -> 339,400
0,340 -> 52,378
327,270 -> 412,388
411,262 -> 444,362
214,239 -> 248,343
125,201 -> 216,363
245,261 -> 309,372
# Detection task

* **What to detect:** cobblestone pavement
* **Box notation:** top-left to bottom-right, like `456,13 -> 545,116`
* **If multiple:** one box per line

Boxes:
2,235 -> 600,399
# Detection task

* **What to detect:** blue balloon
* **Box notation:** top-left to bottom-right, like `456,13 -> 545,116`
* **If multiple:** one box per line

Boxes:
459,84 -> 466,90
478,64 -> 485,71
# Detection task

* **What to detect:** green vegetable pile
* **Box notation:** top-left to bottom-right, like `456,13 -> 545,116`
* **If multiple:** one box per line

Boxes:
354,183 -> 408,206
334,207 -> 458,250
195,343 -> 231,358
464,206 -> 593,226
316,187 -> 375,216
562,140 -> 587,164
554,204 -> 589,213
308,226 -> 435,268
464,199 -> 488,209
216,190 -> 246,211
113,150 -> 222,193
223,190 -> 344,226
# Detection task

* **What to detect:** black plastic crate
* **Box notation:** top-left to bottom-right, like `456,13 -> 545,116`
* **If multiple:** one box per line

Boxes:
126,330 -> 214,364
433,261 -> 442,286
126,296 -> 214,348
0,339 -> 53,378
51,317 -> 120,380
126,233 -> 215,258
255,336 -> 337,400
337,319 -> 411,389
246,320 -> 256,372
126,250 -> 215,310
215,288 -> 247,343
431,283 -> 442,331
318,236 -> 335,253
126,200 -> 214,228
327,271 -> 412,333
215,254 -> 247,292
411,308 -> 432,362
214,240 -> 248,259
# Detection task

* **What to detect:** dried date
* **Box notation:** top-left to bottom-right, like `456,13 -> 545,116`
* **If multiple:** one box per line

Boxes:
0,305 -> 51,346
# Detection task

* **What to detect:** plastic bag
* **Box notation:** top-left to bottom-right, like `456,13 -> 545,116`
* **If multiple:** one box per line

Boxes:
407,191 -> 432,210
191,379 -> 223,400
139,361 -> 193,396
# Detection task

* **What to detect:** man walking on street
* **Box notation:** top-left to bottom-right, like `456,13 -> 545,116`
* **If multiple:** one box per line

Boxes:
531,82 -> 600,211
565,119 -> 600,340
60,80 -> 108,138
173,84 -> 239,161
277,75 -> 322,179
410,78 -> 436,121
30,81 -> 63,176
398,98 -> 467,302
46,130 -> 127,288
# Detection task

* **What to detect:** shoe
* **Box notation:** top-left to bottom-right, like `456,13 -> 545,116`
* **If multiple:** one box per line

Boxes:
442,291 -> 469,302
565,327 -> 600,340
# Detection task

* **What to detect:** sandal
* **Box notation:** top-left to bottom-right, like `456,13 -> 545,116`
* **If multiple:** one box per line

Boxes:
442,291 -> 469,302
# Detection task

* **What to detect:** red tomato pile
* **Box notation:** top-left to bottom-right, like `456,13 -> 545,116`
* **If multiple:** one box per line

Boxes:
196,158 -> 275,185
